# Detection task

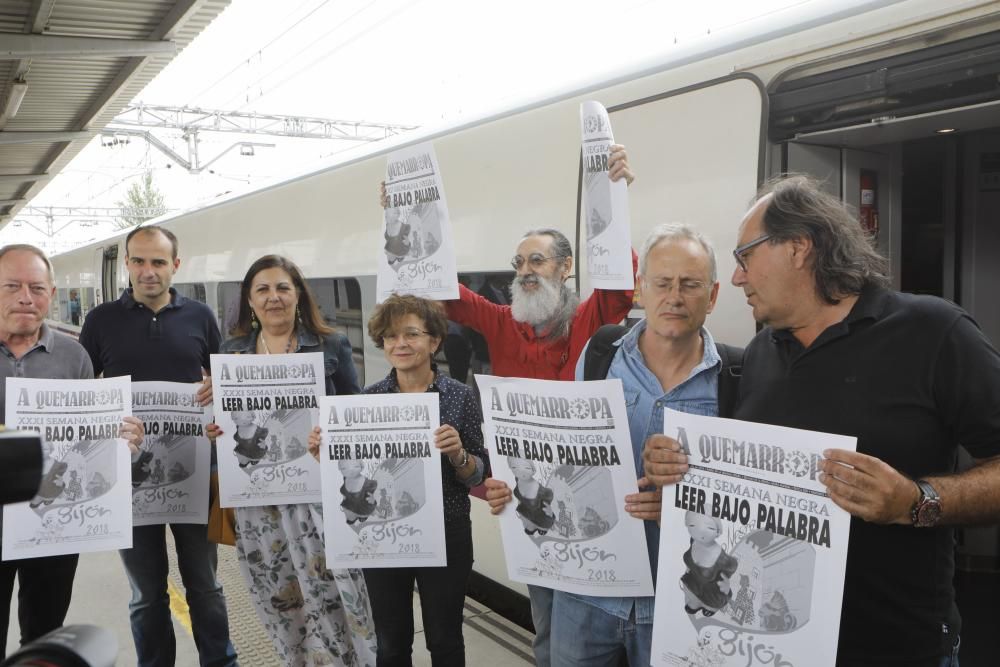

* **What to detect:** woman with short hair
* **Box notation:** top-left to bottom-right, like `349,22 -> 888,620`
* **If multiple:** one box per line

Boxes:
312,293 -> 489,666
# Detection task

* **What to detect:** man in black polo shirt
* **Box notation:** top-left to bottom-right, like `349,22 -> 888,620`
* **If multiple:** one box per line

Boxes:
79,227 -> 237,667
644,176 -> 1000,667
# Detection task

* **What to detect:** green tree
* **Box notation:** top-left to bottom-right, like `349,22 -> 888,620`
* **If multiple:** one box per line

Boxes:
114,170 -> 167,229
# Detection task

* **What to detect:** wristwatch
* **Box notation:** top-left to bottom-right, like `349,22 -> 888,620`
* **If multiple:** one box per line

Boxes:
450,448 -> 469,469
911,479 -> 942,527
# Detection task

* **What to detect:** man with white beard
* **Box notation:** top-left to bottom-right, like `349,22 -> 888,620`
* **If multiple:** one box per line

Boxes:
443,145 -> 635,382
444,147 -> 636,667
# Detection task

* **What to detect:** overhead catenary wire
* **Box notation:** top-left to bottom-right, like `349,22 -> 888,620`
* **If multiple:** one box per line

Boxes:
184,0 -> 333,107
218,0 -> 382,110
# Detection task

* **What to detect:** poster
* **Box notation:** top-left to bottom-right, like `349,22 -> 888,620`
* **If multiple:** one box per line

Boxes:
477,374 -> 654,597
651,409 -> 855,667
3,376 -> 132,559
130,381 -> 212,526
580,100 -> 633,289
377,141 -> 459,302
319,393 -> 446,568
211,353 -> 324,508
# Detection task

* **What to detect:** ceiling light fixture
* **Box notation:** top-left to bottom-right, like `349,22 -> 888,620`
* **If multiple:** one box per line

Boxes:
0,80 -> 28,126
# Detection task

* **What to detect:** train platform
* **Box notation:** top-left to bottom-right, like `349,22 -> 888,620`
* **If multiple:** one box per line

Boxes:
6,533 -> 1000,666
3,532 -> 533,666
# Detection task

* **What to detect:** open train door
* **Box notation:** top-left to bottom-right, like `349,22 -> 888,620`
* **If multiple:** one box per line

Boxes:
784,143 -> 895,279
602,75 -> 765,347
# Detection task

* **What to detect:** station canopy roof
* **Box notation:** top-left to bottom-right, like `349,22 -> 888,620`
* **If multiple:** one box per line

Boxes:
0,0 -> 231,231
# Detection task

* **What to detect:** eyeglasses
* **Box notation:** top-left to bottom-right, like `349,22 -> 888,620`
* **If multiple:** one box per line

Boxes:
642,278 -> 708,298
510,253 -> 564,271
732,234 -> 772,272
383,328 -> 431,345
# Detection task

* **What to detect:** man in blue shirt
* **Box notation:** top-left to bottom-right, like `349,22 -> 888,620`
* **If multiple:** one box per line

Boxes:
79,227 -> 237,667
486,223 -> 724,666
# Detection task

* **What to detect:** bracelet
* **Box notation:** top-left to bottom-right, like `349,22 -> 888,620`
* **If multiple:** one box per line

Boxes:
450,448 -> 469,469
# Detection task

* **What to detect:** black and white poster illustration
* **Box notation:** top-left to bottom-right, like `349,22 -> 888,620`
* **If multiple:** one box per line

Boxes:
477,375 -> 654,597
131,381 -> 212,526
580,100 -> 632,289
3,376 -> 132,559
652,409 -> 855,667
211,353 -> 324,507
319,393 -> 445,568
377,141 -> 459,303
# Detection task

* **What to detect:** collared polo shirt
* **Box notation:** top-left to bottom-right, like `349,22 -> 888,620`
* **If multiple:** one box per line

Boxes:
565,319 -> 721,623
0,323 -> 93,422
79,288 -> 221,382
735,285 -> 1000,666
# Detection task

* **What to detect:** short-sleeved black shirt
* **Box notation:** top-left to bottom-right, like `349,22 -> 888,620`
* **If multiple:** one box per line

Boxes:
79,288 -> 222,382
735,285 -> 1000,666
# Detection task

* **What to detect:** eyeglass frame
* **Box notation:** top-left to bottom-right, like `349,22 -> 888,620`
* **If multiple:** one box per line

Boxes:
381,328 -> 433,345
640,277 -> 710,298
510,253 -> 566,271
732,233 -> 773,272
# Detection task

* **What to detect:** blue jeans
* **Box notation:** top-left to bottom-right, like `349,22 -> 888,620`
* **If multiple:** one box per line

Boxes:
121,523 -> 237,667
939,636 -> 960,667
550,592 -> 651,667
529,585 -> 553,667
363,520 -> 473,666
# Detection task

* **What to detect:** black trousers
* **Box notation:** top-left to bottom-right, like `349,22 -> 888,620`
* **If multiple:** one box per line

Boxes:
0,553 -> 79,656
364,519 -> 473,667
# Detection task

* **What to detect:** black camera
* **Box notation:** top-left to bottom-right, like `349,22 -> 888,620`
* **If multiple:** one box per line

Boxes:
0,430 -> 43,506
0,625 -> 116,666
0,431 -> 116,666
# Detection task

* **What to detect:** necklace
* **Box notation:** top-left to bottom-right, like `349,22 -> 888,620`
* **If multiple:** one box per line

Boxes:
259,330 -> 295,355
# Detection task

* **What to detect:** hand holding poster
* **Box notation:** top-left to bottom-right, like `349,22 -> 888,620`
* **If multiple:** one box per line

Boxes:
131,381 -> 212,525
477,375 -> 654,597
3,376 -> 132,559
377,141 -> 459,302
580,100 -> 633,289
211,352 -> 324,507
651,409 -> 855,667
319,393 -> 445,567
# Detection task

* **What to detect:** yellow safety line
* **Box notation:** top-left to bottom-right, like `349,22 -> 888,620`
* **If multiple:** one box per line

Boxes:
167,578 -> 194,635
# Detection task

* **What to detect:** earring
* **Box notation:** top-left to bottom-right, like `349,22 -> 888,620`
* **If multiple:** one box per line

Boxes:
296,305 -> 302,325
250,310 -> 259,330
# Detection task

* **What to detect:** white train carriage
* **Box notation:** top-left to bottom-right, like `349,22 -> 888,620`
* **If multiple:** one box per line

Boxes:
46,0 -> 1000,625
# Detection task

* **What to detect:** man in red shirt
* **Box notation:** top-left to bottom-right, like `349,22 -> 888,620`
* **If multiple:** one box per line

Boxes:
445,145 -> 636,381
468,145 -> 635,666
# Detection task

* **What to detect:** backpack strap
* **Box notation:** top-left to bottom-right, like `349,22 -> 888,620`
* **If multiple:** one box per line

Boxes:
583,324 -> 628,381
715,342 -> 744,418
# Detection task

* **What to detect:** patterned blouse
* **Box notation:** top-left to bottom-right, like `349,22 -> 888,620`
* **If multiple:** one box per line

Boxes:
364,366 -> 490,523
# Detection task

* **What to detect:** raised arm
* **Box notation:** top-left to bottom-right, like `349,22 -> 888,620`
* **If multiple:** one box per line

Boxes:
444,284 -> 507,339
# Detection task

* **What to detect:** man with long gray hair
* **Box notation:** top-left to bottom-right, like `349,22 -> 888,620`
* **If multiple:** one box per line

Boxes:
644,175 -> 1000,666
449,145 -> 636,666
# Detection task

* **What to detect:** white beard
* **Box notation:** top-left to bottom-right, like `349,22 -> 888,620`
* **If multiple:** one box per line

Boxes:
510,274 -> 579,339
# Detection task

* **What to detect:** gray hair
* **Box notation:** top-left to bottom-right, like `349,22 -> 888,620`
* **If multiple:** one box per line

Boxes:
0,244 -> 55,284
638,223 -> 718,282
757,175 -> 890,304
521,228 -> 573,265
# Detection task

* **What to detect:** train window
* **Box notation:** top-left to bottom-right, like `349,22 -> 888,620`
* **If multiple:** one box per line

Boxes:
216,278 -> 367,385
174,283 -> 207,304
216,282 -> 242,338
80,288 -> 95,322
51,287 -> 91,327
305,278 -> 366,385
53,288 -> 68,324
441,272 -> 514,385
